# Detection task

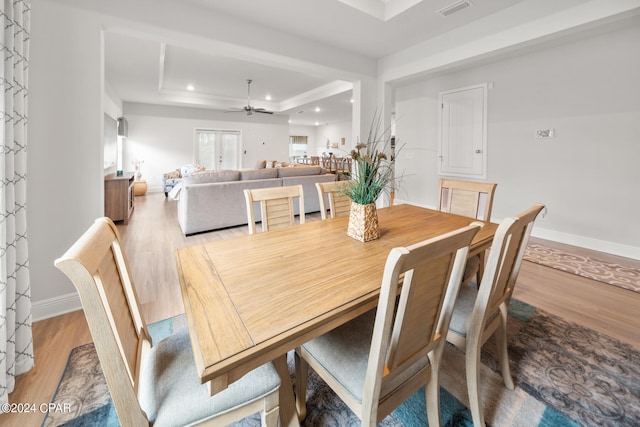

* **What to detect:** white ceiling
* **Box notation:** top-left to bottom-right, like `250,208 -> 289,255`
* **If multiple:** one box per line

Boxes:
100,0 -> 622,126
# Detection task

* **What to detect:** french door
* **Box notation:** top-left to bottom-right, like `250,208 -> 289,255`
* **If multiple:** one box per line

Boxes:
195,130 -> 241,171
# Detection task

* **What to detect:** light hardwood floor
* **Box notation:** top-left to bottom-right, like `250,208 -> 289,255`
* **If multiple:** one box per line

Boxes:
3,192 -> 639,426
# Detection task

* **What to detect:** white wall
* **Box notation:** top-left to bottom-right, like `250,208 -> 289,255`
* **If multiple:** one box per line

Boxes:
394,21 -> 640,257
29,0 -> 104,316
315,121 -> 353,157
123,103 -> 290,191
288,122 -> 354,159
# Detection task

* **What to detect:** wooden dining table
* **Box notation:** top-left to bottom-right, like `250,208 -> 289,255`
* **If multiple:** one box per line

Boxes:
176,203 -> 498,426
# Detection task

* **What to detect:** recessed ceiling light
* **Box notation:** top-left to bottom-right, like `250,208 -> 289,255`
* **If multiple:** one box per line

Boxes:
350,98 -> 354,103
265,95 -> 272,101
315,107 -> 321,112
315,122 -> 319,126
187,84 -> 195,91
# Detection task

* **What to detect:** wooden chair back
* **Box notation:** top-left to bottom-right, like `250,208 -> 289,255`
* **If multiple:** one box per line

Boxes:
438,178 -> 497,221
54,217 -> 150,426
310,156 -> 320,165
315,180 -> 352,220
337,157 -> 353,177
244,185 -> 305,234
445,204 -> 544,427
364,222 -> 481,423
473,204 -> 545,333
321,155 -> 332,170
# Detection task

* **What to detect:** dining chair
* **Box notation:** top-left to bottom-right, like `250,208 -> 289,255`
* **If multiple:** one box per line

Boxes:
310,156 -> 320,165
244,184 -> 305,234
337,157 -> 353,179
446,203 -> 545,427
321,154 -> 332,171
438,178 -> 497,221
295,222 -> 482,426
438,178 -> 498,285
54,217 -> 281,427
315,180 -> 353,220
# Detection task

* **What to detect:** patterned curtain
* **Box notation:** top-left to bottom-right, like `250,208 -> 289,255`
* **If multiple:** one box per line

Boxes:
0,0 -> 33,404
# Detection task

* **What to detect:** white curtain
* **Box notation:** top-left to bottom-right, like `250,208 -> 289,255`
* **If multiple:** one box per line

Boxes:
0,0 -> 33,404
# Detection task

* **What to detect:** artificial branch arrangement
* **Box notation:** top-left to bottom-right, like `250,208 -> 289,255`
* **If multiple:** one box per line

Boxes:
342,113 -> 396,205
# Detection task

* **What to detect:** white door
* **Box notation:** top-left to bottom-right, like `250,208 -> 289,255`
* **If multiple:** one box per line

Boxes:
196,130 -> 241,171
438,84 -> 487,178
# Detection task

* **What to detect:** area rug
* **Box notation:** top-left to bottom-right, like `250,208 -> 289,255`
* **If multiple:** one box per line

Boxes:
524,243 -> 640,293
43,299 -> 640,427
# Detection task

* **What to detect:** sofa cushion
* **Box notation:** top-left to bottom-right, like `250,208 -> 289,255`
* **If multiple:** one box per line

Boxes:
240,169 -> 279,180
183,170 -> 240,185
278,166 -> 323,178
254,160 -> 267,169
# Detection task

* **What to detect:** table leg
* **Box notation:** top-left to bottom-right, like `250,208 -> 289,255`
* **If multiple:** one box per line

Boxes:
273,354 -> 300,427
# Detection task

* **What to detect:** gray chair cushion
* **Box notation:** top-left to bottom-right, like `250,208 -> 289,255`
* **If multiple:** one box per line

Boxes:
449,282 -> 478,336
139,327 -> 280,427
300,309 -> 376,404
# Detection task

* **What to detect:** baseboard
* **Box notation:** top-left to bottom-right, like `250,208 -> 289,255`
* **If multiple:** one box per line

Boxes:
531,227 -> 640,261
32,292 -> 82,322
393,199 -> 640,260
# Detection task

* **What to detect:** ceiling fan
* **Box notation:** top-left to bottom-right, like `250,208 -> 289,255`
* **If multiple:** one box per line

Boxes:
226,79 -> 274,115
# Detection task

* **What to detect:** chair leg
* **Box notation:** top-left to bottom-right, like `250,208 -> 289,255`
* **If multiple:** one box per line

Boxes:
466,343 -> 486,427
495,305 -> 515,390
477,250 -> 486,284
294,350 -> 308,421
262,391 -> 280,427
425,368 -> 442,427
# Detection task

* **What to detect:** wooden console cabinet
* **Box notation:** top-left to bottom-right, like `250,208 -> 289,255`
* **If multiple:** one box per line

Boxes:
104,172 -> 135,224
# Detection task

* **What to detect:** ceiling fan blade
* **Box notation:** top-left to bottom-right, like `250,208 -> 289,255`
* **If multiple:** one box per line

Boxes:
226,80 -> 273,115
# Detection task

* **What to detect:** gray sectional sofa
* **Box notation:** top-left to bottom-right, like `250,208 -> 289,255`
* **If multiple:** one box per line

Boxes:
177,166 -> 336,235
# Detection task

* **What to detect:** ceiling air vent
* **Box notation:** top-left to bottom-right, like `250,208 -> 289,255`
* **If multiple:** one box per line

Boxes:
437,0 -> 473,17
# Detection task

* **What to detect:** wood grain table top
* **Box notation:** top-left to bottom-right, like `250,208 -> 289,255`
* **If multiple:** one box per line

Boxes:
176,204 -> 497,390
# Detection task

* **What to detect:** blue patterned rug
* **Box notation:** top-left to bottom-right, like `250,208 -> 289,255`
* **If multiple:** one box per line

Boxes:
42,298 -> 640,426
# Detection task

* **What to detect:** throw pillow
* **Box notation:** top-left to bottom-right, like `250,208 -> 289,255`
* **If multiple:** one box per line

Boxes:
181,164 -> 205,176
163,169 -> 181,180
254,160 -> 267,169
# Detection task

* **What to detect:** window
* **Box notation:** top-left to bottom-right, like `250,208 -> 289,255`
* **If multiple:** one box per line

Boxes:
289,135 -> 308,158
438,83 -> 488,178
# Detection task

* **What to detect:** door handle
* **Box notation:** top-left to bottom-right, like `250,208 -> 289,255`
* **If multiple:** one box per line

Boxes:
475,150 -> 482,154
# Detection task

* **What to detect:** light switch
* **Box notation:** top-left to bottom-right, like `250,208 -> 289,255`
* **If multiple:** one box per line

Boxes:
535,129 -> 554,139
